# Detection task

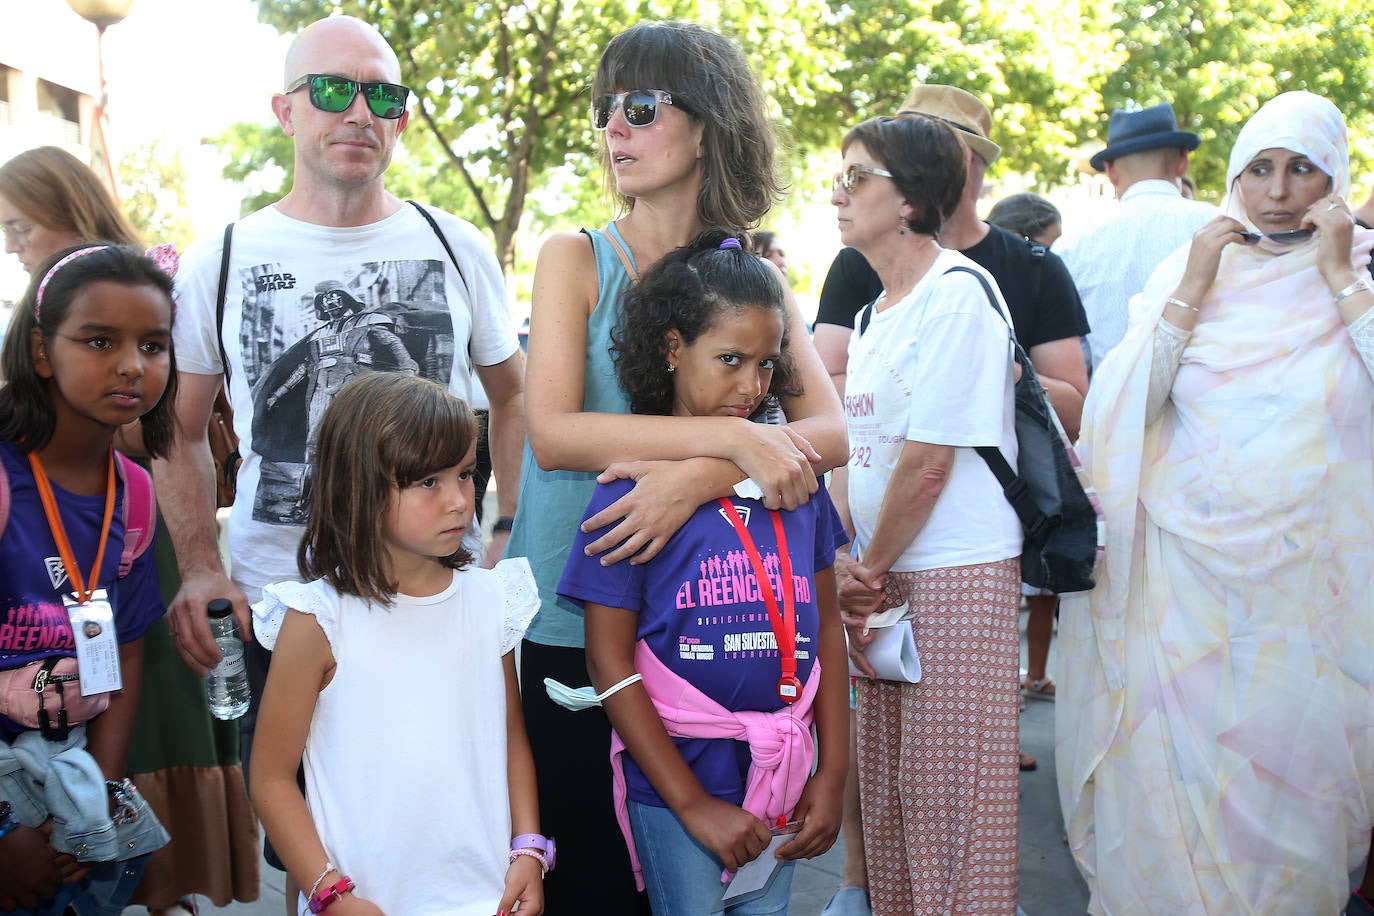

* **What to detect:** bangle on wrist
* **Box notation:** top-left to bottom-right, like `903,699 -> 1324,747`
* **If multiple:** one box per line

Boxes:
492,516 -> 515,533
307,876 -> 355,913
1165,296 -> 1199,313
307,862 -> 336,902
1335,277 -> 1372,304
510,833 -> 556,873
509,847 -> 550,875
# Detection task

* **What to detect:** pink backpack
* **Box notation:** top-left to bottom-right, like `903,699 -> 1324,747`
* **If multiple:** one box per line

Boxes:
0,451 -> 157,578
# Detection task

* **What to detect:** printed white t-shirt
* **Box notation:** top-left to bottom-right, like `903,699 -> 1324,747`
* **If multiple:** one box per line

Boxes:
172,203 -> 518,601
844,248 -> 1021,573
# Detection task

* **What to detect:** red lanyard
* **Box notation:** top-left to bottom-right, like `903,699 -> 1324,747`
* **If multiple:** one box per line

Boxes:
716,498 -> 800,705
28,448 -> 116,604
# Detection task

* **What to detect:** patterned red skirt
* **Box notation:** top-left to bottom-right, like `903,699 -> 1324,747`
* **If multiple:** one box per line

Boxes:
856,558 -> 1021,916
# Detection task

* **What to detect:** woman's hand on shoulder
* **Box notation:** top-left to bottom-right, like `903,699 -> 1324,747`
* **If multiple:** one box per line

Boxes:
728,422 -> 820,511
1309,194 -> 1362,292
499,854 -> 545,916
1176,215 -> 1249,304
581,459 -> 716,564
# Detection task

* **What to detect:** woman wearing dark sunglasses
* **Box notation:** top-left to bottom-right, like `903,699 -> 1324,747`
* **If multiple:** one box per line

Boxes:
504,19 -> 846,915
1059,91 -> 1374,914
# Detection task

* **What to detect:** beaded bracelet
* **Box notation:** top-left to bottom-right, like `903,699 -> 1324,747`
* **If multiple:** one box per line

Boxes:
0,801 -> 17,841
509,847 -> 550,876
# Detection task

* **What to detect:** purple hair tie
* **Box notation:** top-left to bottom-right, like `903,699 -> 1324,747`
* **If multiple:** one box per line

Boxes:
34,246 -> 109,320
719,237 -> 743,251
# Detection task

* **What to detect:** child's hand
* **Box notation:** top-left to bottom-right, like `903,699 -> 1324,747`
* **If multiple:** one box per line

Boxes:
0,824 -> 65,910
777,771 -> 844,861
328,892 -> 386,916
496,854 -> 544,915
678,795 -> 772,871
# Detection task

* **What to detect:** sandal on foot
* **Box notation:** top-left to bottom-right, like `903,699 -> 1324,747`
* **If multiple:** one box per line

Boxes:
1022,675 -> 1056,701
1019,750 -> 1038,771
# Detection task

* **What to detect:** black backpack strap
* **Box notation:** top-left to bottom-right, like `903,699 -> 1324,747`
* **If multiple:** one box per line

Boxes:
216,223 -> 234,385
942,266 -> 1047,532
407,200 -> 469,299
858,298 -> 876,336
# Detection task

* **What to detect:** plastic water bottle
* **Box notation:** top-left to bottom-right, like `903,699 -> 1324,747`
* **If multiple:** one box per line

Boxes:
206,599 -> 250,719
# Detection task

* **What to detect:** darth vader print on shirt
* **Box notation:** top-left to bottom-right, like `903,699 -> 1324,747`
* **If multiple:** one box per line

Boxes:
239,258 -> 455,525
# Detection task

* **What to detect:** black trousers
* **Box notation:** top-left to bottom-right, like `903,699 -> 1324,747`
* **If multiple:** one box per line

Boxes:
519,640 -> 652,915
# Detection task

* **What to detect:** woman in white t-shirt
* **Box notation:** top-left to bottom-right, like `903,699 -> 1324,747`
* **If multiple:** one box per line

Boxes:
830,113 -> 1022,916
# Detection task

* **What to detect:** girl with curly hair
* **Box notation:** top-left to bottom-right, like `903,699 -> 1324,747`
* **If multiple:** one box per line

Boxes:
558,231 -> 849,915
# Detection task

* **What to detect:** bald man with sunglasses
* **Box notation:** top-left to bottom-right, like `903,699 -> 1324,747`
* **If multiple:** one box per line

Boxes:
151,12 -> 526,879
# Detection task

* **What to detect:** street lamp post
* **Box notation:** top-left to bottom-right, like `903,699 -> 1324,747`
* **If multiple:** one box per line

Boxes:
63,0 -> 136,198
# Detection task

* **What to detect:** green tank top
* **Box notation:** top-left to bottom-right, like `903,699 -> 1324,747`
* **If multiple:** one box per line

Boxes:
507,224 -> 634,647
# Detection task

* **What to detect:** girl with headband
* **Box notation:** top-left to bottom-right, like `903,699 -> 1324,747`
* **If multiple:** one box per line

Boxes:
0,244 -> 179,914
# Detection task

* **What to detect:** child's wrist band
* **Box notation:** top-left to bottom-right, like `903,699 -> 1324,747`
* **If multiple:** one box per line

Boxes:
307,861 -> 336,903
307,876 -> 355,913
509,847 -> 549,876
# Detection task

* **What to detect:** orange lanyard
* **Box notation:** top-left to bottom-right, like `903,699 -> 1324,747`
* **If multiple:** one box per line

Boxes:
27,448 -> 116,604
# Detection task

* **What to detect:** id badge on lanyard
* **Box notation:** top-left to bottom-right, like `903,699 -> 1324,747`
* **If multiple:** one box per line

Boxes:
29,449 -> 123,694
63,588 -> 121,694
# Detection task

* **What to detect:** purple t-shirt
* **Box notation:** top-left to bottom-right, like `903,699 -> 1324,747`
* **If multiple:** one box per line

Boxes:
558,479 -> 846,807
0,440 -> 164,738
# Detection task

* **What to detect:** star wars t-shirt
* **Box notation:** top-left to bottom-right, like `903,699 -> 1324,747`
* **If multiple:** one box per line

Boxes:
172,204 -> 518,601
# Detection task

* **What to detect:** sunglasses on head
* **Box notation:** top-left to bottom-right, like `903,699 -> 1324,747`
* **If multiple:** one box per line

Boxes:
286,74 -> 410,120
833,163 -> 895,194
591,89 -> 676,130
1238,228 -> 1315,245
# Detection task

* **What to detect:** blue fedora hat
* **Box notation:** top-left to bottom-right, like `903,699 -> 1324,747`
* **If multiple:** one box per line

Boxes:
1090,102 -> 1200,171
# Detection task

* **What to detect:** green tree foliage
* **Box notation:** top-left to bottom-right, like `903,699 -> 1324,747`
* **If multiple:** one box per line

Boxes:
1102,0 -> 1374,197
213,121 -> 295,216
119,141 -> 194,251
219,0 -> 1374,273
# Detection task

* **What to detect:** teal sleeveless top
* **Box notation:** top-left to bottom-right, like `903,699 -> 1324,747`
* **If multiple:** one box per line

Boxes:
508,224 -> 634,647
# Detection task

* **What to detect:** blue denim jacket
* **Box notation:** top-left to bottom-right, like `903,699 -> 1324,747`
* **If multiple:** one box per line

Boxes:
0,725 -> 167,861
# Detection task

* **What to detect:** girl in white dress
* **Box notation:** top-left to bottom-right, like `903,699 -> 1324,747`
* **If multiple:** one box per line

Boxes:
250,372 -> 546,916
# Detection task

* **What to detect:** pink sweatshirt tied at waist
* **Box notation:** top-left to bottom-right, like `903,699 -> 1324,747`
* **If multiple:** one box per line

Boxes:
610,639 -> 820,890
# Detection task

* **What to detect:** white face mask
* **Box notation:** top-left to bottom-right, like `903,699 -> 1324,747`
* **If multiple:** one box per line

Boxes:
542,673 -> 644,712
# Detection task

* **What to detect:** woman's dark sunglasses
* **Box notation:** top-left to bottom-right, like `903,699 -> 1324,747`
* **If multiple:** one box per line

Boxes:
1238,228 -> 1315,245
591,89 -> 676,130
286,74 -> 410,120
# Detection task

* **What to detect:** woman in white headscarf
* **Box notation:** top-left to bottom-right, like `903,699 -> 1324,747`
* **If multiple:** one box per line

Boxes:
1056,90 -> 1374,914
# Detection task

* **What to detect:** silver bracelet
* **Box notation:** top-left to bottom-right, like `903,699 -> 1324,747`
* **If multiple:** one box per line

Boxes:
1335,278 -> 1372,304
1165,296 -> 1199,313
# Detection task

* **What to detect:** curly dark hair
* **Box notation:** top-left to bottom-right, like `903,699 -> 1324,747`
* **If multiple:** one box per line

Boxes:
843,114 -> 967,237
0,244 -> 178,456
612,228 -> 801,417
